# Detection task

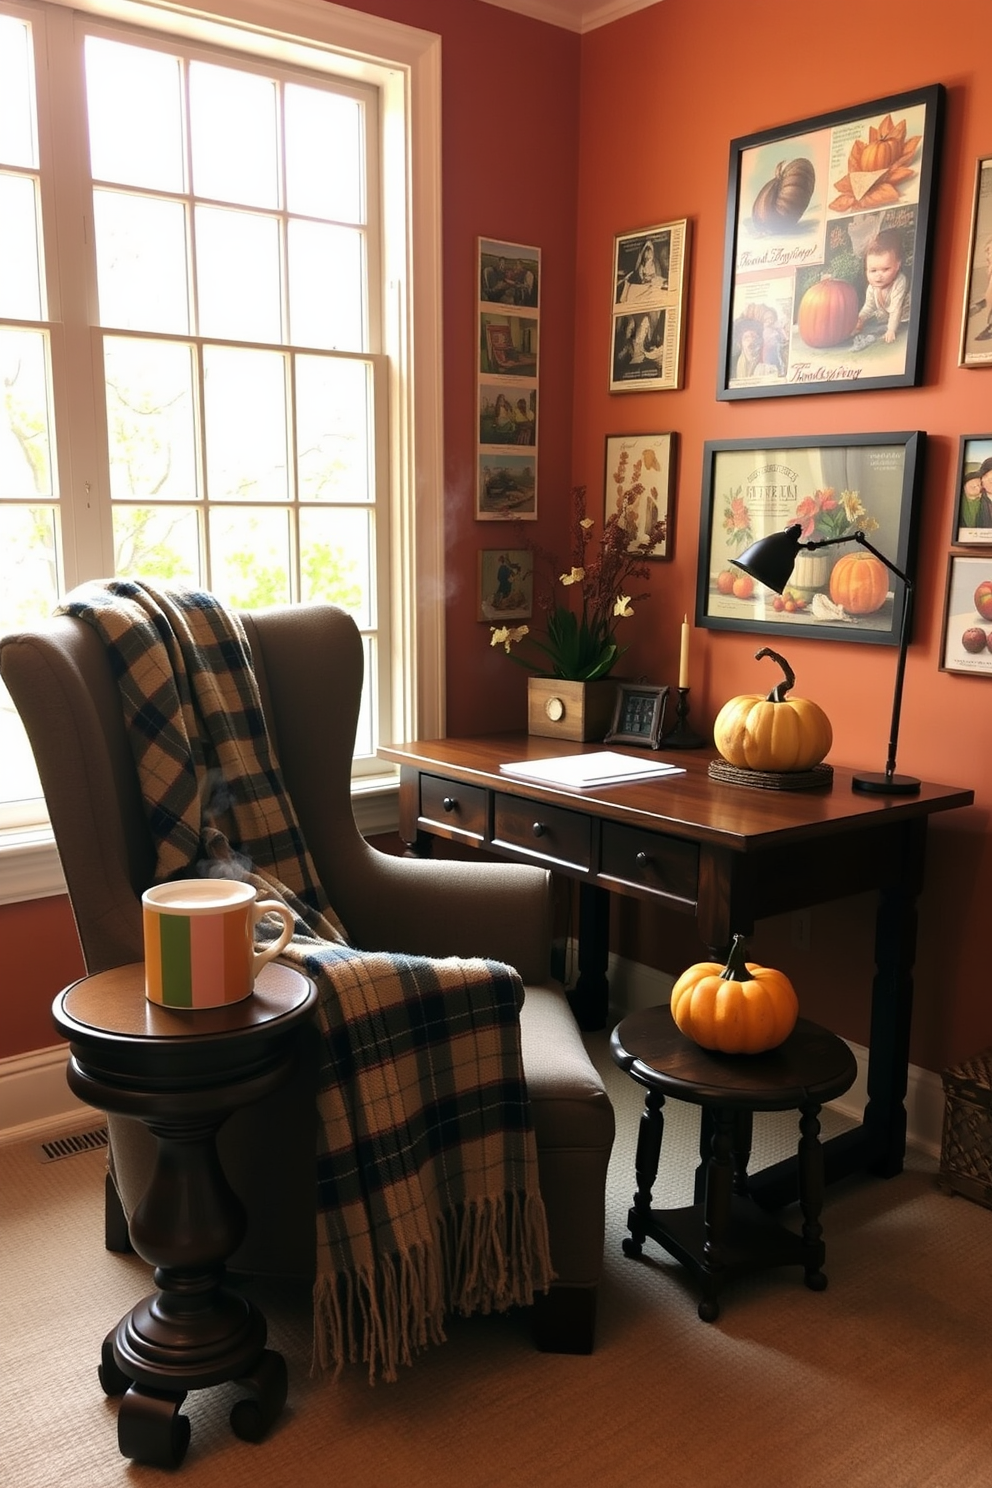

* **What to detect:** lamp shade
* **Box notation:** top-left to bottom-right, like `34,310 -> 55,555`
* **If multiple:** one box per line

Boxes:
731,525 -> 804,595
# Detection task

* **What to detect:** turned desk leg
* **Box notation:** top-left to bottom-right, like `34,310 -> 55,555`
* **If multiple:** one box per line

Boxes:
570,884 -> 610,1032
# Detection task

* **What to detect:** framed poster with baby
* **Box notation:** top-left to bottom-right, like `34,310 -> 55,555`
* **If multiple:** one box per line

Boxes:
609,219 -> 689,393
716,84 -> 944,401
959,158 -> 992,368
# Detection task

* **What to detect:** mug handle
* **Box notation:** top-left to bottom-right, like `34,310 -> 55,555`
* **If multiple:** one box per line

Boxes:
251,899 -> 296,975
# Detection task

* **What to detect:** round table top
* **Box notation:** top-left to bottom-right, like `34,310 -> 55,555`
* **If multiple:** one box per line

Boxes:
611,1004 -> 857,1110
55,960 -> 316,1046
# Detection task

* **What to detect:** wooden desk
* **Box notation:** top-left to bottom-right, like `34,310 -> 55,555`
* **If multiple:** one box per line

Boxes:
379,733 -> 973,1202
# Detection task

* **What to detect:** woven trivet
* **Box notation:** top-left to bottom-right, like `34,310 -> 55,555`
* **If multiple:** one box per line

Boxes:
707,760 -> 834,791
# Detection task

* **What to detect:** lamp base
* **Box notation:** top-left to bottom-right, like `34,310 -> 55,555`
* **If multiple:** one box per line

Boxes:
851,771 -> 921,796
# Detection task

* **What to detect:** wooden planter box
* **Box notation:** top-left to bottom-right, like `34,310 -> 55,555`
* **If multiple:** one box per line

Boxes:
938,1048 -> 992,1209
527,677 -> 618,742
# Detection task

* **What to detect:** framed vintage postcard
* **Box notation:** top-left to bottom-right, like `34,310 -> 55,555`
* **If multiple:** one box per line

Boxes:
476,453 -> 536,520
696,431 -> 924,646
717,84 -> 944,400
609,218 -> 689,393
939,554 -> 992,676
951,435 -> 992,545
604,683 -> 669,749
478,548 -> 533,622
477,237 -> 540,522
959,158 -> 992,367
604,432 -> 674,559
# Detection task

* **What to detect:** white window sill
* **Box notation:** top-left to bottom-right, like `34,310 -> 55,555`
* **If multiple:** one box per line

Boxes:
0,775 -> 400,907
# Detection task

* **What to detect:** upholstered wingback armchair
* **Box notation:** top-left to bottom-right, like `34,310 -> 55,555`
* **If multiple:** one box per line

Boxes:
0,602 -> 614,1353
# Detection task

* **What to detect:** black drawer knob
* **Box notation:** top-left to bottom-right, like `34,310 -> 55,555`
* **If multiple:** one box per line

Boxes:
442,796 -> 457,812
635,851 -> 651,866
532,822 -> 547,838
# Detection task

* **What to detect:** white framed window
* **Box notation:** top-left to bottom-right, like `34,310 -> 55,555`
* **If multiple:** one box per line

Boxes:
0,0 -> 444,892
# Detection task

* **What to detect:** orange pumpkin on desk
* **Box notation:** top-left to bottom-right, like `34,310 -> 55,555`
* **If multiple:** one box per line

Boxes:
713,647 -> 832,773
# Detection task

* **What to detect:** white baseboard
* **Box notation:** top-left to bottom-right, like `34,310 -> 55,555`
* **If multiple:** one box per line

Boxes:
0,956 -> 947,1161
605,950 -> 945,1160
0,1045 -> 91,1148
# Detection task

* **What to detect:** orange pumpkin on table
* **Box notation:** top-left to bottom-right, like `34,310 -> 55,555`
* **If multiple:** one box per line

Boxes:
670,935 -> 800,1055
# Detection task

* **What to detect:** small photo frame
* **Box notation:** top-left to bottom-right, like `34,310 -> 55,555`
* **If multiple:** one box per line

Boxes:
609,218 -> 689,393
959,158 -> 992,368
480,239 -> 540,309
604,683 -> 669,749
605,433 -> 674,559
478,548 -> 533,622
952,435 -> 992,545
476,453 -> 536,520
939,554 -> 992,676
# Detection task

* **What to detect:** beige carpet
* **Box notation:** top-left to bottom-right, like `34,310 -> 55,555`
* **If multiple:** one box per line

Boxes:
3,1031 -> 992,1488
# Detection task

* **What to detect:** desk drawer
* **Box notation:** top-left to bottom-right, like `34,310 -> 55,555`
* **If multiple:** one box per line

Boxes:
420,774 -> 488,842
493,792 -> 592,872
601,822 -> 698,904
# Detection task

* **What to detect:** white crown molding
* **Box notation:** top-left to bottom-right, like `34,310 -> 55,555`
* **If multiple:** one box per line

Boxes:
478,0 -> 663,34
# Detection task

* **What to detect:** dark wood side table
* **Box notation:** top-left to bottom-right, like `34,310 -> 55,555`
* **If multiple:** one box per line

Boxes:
611,1005 -> 857,1321
53,960 -> 317,1469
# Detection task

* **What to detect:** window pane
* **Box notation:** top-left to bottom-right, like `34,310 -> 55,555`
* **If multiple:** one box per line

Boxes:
0,16 -> 37,169
299,505 -> 370,624
94,190 -> 190,333
0,174 -> 42,319
285,84 -> 362,223
113,504 -> 201,584
85,38 -> 184,193
0,328 -> 53,498
288,220 -> 364,350
189,62 -> 277,209
296,355 -> 371,503
203,345 -> 288,501
195,206 -> 281,342
104,337 -> 198,500
0,503 -> 58,628
208,506 -> 290,607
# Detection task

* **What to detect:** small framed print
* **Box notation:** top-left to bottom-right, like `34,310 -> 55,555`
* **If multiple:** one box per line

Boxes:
478,548 -> 533,622
604,683 -> 669,749
960,158 -> 992,367
605,432 -> 674,559
952,435 -> 992,545
609,219 -> 689,393
939,554 -> 992,676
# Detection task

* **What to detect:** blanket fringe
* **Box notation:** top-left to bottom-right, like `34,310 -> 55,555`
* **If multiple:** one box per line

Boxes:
313,1191 -> 553,1384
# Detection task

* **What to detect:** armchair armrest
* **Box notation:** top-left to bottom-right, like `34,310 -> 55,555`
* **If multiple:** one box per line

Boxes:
334,846 -> 553,985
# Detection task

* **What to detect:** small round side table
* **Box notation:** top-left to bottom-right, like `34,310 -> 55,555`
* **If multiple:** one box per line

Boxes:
53,960 -> 317,1469
610,1005 -> 857,1322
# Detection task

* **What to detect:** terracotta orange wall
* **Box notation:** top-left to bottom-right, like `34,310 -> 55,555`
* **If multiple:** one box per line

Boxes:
572,0 -> 990,1071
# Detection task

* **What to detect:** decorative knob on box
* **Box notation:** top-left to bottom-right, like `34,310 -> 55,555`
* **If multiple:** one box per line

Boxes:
545,696 -> 565,722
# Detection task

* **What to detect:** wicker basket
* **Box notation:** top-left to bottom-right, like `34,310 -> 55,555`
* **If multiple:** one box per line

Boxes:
938,1048 -> 992,1208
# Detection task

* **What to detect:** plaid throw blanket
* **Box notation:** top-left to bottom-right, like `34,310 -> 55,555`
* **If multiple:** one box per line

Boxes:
61,580 -> 552,1381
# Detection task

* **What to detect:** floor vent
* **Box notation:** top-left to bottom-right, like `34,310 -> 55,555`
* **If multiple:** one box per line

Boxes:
37,1127 -> 109,1163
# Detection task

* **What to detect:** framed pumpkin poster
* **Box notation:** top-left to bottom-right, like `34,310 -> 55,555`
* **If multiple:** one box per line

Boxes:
717,84 -> 944,400
695,431 -> 924,647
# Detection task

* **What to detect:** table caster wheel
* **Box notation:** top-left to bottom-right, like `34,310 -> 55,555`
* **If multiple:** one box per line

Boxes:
698,1296 -> 720,1322
621,1236 -> 643,1258
230,1349 -> 288,1443
805,1269 -> 828,1292
98,1328 -> 131,1396
117,1384 -> 191,1468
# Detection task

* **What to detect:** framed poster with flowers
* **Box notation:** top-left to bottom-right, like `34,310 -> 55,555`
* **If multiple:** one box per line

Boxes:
696,432 -> 924,646
717,85 -> 944,401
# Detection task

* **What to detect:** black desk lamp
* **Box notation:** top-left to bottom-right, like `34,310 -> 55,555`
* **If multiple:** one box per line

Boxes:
730,523 -> 920,796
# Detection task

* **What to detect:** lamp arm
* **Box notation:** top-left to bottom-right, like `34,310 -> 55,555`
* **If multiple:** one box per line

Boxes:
801,529 -> 913,592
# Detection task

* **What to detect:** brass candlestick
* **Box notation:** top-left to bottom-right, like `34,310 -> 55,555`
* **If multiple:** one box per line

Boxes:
661,686 -> 706,749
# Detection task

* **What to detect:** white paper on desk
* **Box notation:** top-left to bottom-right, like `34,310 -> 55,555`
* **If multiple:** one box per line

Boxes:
499,750 -> 685,789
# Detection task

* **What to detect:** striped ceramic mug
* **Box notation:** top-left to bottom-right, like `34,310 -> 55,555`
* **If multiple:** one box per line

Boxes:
142,879 -> 296,1008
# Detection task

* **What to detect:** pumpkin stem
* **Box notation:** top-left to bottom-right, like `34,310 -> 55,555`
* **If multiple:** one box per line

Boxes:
755,646 -> 796,703
720,933 -> 751,983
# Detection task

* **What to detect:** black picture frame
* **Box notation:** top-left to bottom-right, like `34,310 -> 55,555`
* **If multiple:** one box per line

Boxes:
717,84 -> 944,401
604,683 -> 669,749
950,435 -> 992,546
696,431 -> 924,647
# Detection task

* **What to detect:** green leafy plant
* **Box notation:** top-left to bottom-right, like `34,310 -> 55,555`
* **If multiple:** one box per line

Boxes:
490,459 -> 666,681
